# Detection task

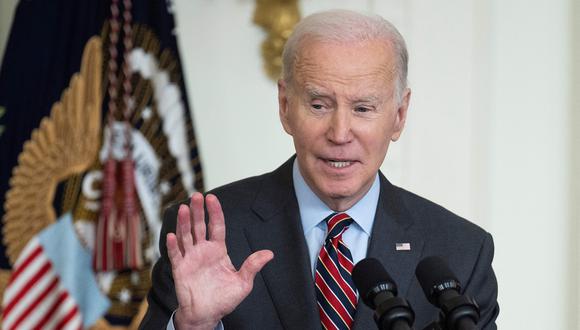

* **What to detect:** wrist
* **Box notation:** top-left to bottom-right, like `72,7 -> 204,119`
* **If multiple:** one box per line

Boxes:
174,307 -> 219,330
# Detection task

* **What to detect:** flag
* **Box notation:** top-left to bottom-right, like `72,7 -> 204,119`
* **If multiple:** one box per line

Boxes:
0,0 -> 204,327
395,243 -> 411,251
2,213 -> 110,330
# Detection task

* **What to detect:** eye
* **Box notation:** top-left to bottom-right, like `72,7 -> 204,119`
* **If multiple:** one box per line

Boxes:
311,103 -> 324,110
355,106 -> 371,113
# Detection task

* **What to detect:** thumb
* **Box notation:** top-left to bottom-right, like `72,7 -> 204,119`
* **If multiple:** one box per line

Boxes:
239,250 -> 274,283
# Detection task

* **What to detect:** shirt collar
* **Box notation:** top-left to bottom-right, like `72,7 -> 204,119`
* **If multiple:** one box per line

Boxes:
292,159 -> 379,236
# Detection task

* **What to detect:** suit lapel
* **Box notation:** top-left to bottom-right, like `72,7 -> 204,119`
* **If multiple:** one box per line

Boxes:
353,174 -> 425,330
243,162 -> 425,329
243,158 -> 320,329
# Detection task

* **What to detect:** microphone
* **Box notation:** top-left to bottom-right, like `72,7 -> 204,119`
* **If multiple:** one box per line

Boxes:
415,256 -> 480,330
352,258 -> 415,330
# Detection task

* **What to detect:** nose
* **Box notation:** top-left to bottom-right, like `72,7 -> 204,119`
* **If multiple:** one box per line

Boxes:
326,108 -> 353,145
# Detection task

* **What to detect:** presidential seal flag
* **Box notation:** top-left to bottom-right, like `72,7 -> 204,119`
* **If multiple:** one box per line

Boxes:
0,0 -> 204,328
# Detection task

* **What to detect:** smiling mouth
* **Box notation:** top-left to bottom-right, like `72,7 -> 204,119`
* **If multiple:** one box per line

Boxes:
325,159 -> 354,168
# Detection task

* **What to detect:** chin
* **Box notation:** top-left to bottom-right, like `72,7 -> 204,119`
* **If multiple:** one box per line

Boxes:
321,184 -> 359,202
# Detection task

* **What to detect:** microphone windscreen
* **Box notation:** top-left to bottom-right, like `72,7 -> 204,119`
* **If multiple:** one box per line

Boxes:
415,256 -> 459,303
352,258 -> 396,298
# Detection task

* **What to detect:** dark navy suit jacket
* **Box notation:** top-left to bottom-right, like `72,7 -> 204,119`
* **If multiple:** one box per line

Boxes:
140,157 -> 499,329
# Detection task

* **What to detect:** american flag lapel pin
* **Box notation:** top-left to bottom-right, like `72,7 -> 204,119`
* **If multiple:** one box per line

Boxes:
396,242 -> 411,251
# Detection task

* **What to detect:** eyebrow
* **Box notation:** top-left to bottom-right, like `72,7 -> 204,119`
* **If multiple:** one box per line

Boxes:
304,86 -> 380,103
305,87 -> 330,99
347,94 -> 379,102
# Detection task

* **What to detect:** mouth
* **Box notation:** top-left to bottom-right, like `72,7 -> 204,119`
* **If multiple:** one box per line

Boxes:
323,158 -> 357,169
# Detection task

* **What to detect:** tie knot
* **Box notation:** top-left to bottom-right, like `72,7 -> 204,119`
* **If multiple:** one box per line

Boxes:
324,213 -> 353,240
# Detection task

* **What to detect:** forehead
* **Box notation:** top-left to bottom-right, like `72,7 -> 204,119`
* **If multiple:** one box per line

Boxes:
292,38 -> 397,95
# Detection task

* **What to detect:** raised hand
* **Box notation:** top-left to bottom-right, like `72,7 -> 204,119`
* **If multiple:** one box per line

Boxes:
167,192 -> 274,330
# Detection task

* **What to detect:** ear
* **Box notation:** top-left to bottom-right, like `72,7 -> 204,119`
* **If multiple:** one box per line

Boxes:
390,88 -> 411,142
278,79 -> 293,135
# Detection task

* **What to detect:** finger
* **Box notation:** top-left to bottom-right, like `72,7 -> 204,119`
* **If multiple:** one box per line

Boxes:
190,192 -> 206,243
175,204 -> 187,255
166,233 -> 183,266
206,194 -> 226,242
177,204 -> 194,254
238,250 -> 274,284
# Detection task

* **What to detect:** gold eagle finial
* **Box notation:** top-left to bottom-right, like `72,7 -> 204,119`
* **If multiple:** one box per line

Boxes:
2,37 -> 103,265
253,0 -> 300,81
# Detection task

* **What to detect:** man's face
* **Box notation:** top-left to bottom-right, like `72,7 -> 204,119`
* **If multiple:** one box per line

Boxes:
278,38 -> 410,211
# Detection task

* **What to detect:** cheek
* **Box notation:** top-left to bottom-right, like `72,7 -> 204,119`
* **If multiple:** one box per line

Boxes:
290,125 -> 315,153
360,127 -> 392,157
291,117 -> 325,143
295,131 -> 319,156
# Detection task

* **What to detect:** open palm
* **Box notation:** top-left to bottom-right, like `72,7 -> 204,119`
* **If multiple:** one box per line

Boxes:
167,193 -> 274,330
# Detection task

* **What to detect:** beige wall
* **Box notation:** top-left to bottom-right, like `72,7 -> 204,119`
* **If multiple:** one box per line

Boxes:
573,0 -> 580,327
0,0 -> 17,66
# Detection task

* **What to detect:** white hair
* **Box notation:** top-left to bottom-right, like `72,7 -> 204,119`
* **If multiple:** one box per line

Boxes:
282,9 -> 409,101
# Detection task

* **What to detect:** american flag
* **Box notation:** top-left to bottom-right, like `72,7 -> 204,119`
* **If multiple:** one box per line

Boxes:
396,242 -> 411,251
2,237 -> 82,329
2,213 -> 109,329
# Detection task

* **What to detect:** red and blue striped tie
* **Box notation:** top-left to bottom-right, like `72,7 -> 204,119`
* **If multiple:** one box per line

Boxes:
315,213 -> 358,330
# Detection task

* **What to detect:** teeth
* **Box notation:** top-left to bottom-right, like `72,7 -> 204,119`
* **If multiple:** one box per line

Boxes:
328,161 -> 351,168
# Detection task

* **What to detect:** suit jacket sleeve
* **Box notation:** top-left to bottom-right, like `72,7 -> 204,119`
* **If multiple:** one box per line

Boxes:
139,203 -> 180,330
467,232 -> 499,330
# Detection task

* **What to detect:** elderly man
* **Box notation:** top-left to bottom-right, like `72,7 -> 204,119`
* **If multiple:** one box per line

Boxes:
141,9 -> 499,330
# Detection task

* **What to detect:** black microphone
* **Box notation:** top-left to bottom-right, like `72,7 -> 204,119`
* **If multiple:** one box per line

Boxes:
352,258 -> 415,330
415,256 -> 480,330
